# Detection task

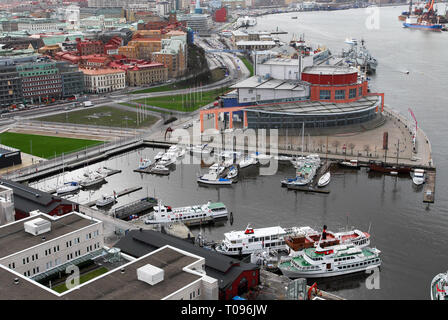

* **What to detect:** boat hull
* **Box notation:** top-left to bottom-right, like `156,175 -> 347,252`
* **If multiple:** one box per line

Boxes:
403,23 -> 443,30
279,261 -> 381,278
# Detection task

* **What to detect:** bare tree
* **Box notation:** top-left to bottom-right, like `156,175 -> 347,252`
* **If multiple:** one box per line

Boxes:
348,143 -> 355,155
332,140 -> 340,154
364,144 -> 371,157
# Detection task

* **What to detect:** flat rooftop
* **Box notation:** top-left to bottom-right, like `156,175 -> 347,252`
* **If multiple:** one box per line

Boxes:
64,246 -> 201,300
230,76 -> 308,90
0,212 -> 99,259
244,95 -> 381,115
302,65 -> 358,75
0,246 -> 204,300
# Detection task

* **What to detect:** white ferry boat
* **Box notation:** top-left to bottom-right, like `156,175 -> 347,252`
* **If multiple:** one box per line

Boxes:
215,224 -> 315,256
144,201 -> 228,225
279,243 -> 381,278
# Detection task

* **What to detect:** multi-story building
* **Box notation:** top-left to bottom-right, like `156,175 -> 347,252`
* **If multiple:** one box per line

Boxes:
0,185 -> 15,226
0,211 -> 103,279
87,0 -> 149,8
16,18 -> 66,33
118,39 -> 162,60
81,67 -> 125,93
55,61 -> 84,98
76,39 -> 105,56
0,64 -> 23,109
152,38 -> 186,78
16,61 -> 63,104
177,13 -> 210,36
126,63 -> 168,87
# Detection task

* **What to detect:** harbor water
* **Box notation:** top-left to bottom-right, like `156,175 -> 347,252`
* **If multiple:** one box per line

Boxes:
34,6 -> 448,300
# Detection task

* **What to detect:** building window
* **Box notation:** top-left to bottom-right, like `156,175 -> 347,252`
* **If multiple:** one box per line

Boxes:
335,90 -> 346,100
319,90 -> 331,100
349,88 -> 357,99
359,87 -> 363,96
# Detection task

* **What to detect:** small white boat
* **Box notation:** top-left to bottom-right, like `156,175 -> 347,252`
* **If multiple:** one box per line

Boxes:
96,193 -> 116,207
158,153 -> 176,166
317,172 -> 331,187
150,164 -> 170,175
80,172 -> 106,188
226,165 -> 238,179
339,159 -> 360,168
411,169 -> 425,185
197,171 -> 233,185
239,155 -> 258,169
191,144 -> 212,155
209,163 -> 226,175
56,181 -> 80,195
139,158 -> 152,170
274,155 -> 293,162
154,151 -> 164,161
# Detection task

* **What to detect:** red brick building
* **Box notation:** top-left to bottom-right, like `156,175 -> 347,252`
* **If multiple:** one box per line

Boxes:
76,39 -> 105,56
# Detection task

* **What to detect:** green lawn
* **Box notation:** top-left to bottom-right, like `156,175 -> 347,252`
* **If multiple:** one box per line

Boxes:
119,102 -> 172,115
129,68 -> 226,95
133,87 -> 228,112
0,132 -> 103,159
52,267 -> 109,293
35,106 -> 158,129
240,56 -> 254,77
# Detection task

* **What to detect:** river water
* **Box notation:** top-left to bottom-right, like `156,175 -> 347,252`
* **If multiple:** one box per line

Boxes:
34,6 -> 448,300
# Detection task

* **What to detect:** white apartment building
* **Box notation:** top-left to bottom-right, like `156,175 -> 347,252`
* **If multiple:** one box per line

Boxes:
81,68 -> 126,94
17,18 -> 66,33
0,211 -> 103,279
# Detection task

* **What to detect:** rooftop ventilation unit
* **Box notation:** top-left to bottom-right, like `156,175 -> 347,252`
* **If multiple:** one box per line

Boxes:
137,264 -> 164,286
24,218 -> 51,236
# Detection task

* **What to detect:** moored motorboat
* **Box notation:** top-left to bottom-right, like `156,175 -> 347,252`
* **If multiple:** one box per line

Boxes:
154,151 -> 164,161
238,155 -> 258,169
139,158 -> 152,170
226,165 -> 238,179
411,169 -> 426,185
197,171 -> 233,185
339,159 -> 360,169
80,172 -> 106,188
56,181 -> 80,195
96,193 -> 116,207
150,164 -> 170,175
317,172 -> 331,187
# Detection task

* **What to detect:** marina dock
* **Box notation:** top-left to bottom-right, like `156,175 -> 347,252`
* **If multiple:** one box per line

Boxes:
111,197 -> 158,220
287,161 -> 332,194
423,170 -> 436,203
256,269 -> 345,300
82,186 -> 142,207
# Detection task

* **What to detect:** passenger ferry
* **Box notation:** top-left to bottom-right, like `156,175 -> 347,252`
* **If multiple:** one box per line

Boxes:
285,225 -> 370,252
144,201 -> 228,225
278,243 -> 381,278
214,224 -> 315,256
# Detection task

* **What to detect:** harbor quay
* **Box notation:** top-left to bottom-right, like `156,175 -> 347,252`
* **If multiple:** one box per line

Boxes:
166,106 -> 433,170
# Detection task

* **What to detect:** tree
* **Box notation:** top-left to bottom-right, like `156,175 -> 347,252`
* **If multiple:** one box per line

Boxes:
332,140 -> 340,154
348,143 -> 355,155
364,144 -> 371,157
